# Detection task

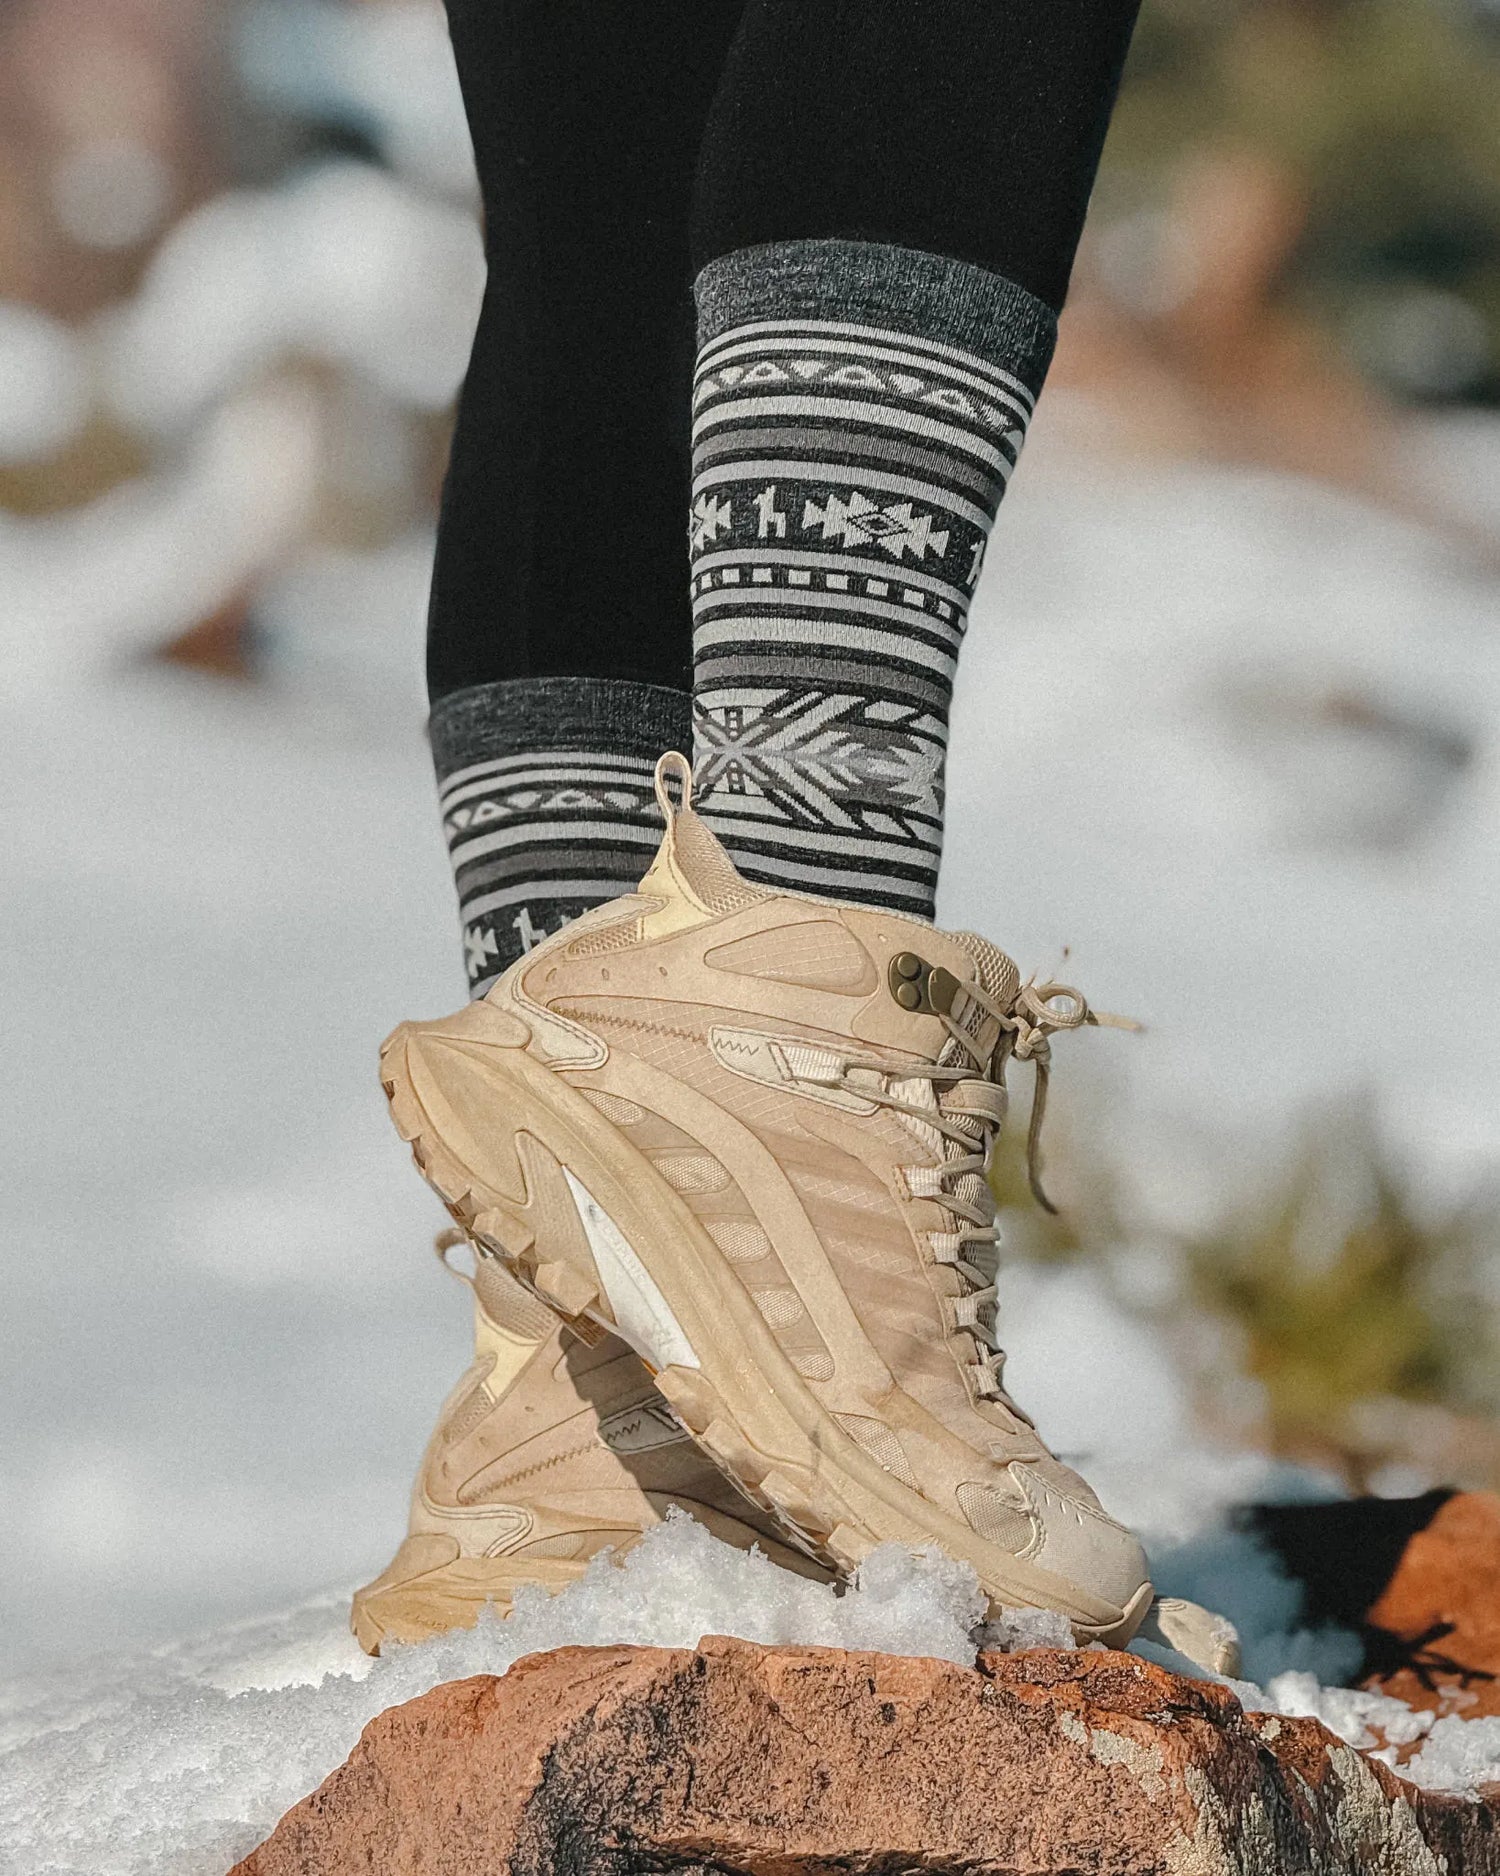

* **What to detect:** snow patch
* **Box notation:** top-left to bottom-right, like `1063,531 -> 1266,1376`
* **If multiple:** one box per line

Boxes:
0,1515 -> 983,1876
1405,1716 -> 1500,1802
983,1603 -> 1078,1651
6,1514 -> 1499,1876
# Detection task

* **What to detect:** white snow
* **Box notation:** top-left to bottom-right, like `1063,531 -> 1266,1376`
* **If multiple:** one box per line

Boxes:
0,304 -> 89,463
1249,1670 -> 1437,1754
0,1517 -> 985,1876
4,1514 -> 1496,1876
1406,1716 -> 1500,1802
7,440 -> 1500,1845
983,1604 -> 1078,1652
0,385 -> 322,694
1234,1673 -> 1500,1801
4,0 -> 1498,1852
236,0 -> 478,200
102,163 -> 484,436
945,434 -> 1500,1220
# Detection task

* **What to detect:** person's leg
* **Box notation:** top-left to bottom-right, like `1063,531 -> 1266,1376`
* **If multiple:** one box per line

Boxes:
688,0 -> 1140,919
430,0 -> 744,995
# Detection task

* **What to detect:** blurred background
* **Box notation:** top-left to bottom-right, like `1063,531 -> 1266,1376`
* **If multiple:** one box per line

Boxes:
4,0 -> 1500,1681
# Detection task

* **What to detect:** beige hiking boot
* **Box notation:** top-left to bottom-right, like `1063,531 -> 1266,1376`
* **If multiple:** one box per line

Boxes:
351,1235 -> 825,1654
381,753 -> 1154,1645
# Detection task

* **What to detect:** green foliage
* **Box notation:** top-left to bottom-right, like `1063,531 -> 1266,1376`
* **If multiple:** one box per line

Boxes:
1180,1116 -> 1500,1478
990,1089 -> 1500,1484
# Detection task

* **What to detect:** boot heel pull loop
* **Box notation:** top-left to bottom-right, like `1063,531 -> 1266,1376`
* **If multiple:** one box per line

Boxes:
654,750 -> 695,823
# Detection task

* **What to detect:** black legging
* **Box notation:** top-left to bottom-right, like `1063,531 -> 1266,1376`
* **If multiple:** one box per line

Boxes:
427,0 -> 1140,707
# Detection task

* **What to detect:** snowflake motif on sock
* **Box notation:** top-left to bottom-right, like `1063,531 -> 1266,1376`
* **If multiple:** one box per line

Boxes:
689,492 -> 733,553
464,923 -> 500,981
696,692 -> 945,827
802,490 -> 949,563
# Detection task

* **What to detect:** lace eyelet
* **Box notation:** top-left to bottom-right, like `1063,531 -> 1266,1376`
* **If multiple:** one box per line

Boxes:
968,1362 -> 1003,1401
901,1164 -> 947,1201
927,1230 -> 962,1266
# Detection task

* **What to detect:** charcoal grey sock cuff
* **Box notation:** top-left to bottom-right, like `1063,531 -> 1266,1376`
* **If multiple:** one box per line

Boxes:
429,675 -> 692,780
694,238 -> 1057,395
430,676 -> 691,997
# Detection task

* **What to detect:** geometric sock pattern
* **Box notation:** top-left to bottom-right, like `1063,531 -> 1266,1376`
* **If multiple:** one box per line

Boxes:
430,676 -> 692,997
690,239 -> 1057,921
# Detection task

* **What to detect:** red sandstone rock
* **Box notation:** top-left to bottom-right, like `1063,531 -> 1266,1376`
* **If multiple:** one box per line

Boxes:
232,1639 -> 1499,1876
1365,1492 -> 1500,1720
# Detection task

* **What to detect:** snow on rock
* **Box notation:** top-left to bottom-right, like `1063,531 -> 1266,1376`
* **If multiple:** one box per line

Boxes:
6,1513 -> 1500,1875
1408,1718 -> 1500,1804
1239,1676 -> 1500,1803
0,1517 -> 982,1876
230,1641 -> 1500,1876
983,1604 -> 1078,1652
1251,1670 -> 1438,1754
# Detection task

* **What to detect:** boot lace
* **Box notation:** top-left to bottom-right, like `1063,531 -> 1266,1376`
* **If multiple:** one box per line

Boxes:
806,972 -> 1135,1403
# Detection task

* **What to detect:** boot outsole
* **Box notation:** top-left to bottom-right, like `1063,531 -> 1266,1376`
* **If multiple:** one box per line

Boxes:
351,1537 -> 593,1656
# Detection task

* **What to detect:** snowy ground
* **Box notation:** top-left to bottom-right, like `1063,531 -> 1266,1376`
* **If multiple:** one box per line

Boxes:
4,1514 -> 1497,1875
4,426 -> 1500,1864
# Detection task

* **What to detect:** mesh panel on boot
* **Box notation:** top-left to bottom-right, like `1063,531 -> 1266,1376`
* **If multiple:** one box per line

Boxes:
475,1258 -> 558,1342
650,1149 -> 732,1194
581,1089 -> 647,1126
704,1218 -> 773,1262
951,930 -> 1021,1007
673,809 -> 770,915
567,916 -> 646,958
957,1481 -> 1038,1553
836,1414 -> 919,1488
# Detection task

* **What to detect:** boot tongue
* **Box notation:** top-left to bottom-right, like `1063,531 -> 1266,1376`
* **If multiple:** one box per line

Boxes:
668,806 -> 769,914
636,771 -> 771,920
949,930 -> 1021,1009
945,930 -> 1020,1063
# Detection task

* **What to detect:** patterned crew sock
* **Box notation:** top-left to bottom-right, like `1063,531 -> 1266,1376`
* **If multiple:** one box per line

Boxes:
689,239 -> 1056,921
430,676 -> 692,997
